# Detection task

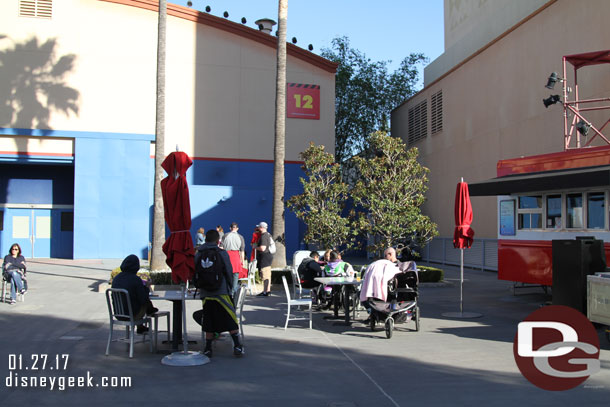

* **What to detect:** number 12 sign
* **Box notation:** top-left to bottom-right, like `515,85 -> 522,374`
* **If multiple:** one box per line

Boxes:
286,83 -> 320,120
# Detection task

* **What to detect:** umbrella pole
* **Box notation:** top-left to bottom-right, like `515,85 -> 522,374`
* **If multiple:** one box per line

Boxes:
460,248 -> 464,314
161,281 -> 209,366
181,283 -> 188,354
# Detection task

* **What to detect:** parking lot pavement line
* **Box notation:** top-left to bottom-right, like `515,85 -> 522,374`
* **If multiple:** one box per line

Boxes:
320,330 -> 400,407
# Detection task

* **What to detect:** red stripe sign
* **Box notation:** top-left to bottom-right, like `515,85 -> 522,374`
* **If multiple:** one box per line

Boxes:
286,83 -> 320,120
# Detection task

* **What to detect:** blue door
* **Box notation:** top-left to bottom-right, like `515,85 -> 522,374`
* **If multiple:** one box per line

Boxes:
6,208 -> 52,258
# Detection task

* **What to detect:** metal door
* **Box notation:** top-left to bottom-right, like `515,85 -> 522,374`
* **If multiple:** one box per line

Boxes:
8,208 -> 51,258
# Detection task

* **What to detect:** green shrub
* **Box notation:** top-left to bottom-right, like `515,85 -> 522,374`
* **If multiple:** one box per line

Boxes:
150,271 -> 174,286
109,267 -> 153,285
354,264 -> 443,283
417,266 -> 443,283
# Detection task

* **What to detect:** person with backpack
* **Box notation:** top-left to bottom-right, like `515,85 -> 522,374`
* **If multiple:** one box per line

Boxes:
193,229 -> 244,357
297,251 -> 323,304
255,221 -> 274,297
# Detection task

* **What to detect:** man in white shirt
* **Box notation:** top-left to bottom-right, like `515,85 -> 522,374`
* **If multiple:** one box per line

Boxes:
222,222 -> 246,300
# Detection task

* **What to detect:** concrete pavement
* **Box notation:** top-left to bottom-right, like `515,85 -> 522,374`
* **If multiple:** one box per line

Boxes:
1,258 -> 609,406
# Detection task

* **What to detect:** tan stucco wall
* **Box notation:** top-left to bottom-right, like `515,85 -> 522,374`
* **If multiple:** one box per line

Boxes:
392,0 -> 610,239
429,0 -> 550,86
0,0 -> 335,161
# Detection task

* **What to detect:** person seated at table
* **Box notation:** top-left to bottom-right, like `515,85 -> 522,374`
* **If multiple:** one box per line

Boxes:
383,247 -> 398,264
322,249 -> 333,264
111,254 -> 158,334
324,250 -> 355,277
194,229 -> 244,358
320,251 -> 355,304
297,251 -> 323,303
359,256 -> 415,322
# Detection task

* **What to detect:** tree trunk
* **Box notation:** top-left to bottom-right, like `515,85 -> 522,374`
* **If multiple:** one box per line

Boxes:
150,0 -> 167,271
271,0 -> 287,267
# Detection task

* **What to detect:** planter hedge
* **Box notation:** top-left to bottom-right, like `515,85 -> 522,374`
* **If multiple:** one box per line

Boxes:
417,266 -> 443,283
353,264 -> 444,283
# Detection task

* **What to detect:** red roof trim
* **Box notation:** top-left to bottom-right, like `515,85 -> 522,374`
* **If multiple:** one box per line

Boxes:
100,0 -> 338,73
497,145 -> 610,176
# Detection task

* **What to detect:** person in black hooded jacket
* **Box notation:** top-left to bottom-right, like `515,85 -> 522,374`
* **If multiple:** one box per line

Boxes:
111,254 -> 157,333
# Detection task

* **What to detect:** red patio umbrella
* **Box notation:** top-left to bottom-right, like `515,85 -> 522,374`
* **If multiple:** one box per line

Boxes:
161,151 -> 194,284
443,179 -> 481,318
453,180 -> 475,249
160,151 -> 208,366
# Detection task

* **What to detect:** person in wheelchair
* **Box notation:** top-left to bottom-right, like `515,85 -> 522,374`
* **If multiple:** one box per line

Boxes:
297,251 -> 323,304
321,250 -> 355,309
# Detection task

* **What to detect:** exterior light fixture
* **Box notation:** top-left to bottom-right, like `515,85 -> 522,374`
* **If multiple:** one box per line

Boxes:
205,6 -> 211,12
545,72 -> 564,89
576,120 -> 591,137
291,37 -> 297,44
187,1 -> 192,7
241,17 -> 247,24
223,11 -> 229,18
308,44 -> 313,51
543,94 -> 561,108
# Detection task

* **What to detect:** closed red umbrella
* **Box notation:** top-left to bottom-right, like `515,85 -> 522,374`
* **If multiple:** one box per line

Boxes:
453,181 -> 475,248
160,151 -> 208,365
443,179 -> 481,318
161,151 -> 194,284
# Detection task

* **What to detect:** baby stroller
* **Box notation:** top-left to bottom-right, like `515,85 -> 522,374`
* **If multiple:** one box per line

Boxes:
368,268 -> 419,338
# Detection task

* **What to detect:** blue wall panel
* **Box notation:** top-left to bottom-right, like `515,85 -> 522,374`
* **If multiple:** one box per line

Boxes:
185,159 -> 305,260
74,138 -> 150,259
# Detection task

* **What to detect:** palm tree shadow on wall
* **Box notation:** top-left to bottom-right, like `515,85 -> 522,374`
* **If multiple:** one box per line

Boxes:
0,35 -> 79,256
0,35 -> 80,130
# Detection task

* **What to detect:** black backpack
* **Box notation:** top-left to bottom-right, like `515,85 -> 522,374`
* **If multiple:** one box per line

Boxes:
193,247 -> 225,291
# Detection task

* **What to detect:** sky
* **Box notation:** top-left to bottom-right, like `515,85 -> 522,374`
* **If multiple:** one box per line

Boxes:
171,0 -> 445,88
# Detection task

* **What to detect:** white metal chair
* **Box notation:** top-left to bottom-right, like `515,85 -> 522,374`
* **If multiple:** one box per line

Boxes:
105,288 -> 162,358
235,285 -> 247,344
2,273 -> 26,303
291,250 -> 314,299
245,259 -> 258,295
281,275 -> 312,330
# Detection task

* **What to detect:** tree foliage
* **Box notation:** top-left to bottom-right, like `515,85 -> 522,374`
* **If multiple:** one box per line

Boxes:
287,143 -> 355,252
351,132 -> 438,255
321,36 -> 427,163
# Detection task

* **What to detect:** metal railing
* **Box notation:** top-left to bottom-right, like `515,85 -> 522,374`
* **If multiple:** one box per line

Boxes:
421,237 -> 498,271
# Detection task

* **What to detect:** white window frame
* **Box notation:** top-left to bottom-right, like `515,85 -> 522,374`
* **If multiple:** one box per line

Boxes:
517,195 -> 543,230
516,189 -> 609,232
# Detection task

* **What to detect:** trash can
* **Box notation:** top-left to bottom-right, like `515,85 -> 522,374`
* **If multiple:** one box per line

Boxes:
552,237 -> 606,315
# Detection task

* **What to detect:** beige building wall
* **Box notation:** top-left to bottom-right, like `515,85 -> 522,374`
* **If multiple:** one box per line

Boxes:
0,0 -> 335,161
392,0 -> 610,239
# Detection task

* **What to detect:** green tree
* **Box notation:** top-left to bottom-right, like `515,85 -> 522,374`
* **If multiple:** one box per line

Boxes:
287,143 -> 355,252
321,37 -> 427,163
351,131 -> 438,255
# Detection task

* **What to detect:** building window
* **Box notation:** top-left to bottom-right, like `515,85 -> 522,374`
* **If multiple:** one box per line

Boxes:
431,90 -> 443,134
19,0 -> 52,19
408,100 -> 427,145
60,212 -> 73,232
546,194 -> 562,229
518,195 -> 542,229
587,192 -> 605,229
566,193 -> 583,228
